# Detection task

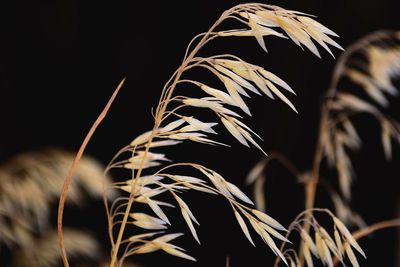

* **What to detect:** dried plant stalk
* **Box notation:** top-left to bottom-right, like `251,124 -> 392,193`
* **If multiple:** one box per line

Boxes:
300,30 -> 400,266
247,30 -> 400,267
104,4 -> 340,266
273,209 -> 366,267
58,78 -> 125,267
56,3 -> 341,267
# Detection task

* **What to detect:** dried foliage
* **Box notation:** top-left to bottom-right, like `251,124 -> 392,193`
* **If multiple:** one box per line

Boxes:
55,3 -> 342,267
0,148 -> 110,249
10,229 -> 99,267
322,30 -> 400,199
247,30 -> 400,267
274,209 -> 365,267
246,157 -> 366,229
0,149 -> 112,266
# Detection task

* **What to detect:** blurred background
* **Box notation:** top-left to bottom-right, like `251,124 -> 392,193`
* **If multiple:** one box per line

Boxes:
1,0 -> 400,266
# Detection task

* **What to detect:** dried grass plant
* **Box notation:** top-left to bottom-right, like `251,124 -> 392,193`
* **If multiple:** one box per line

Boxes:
10,228 -> 99,267
247,30 -> 400,266
55,3 -> 350,267
0,148 -> 111,266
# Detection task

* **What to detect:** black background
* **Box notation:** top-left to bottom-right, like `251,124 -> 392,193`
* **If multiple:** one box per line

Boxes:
1,0 -> 400,266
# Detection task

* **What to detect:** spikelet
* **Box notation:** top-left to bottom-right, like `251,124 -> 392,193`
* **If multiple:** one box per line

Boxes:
126,233 -> 196,261
294,211 -> 365,267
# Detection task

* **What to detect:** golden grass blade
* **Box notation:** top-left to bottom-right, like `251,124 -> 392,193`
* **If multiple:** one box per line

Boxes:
221,117 -> 249,146
252,209 -> 286,231
226,182 -> 254,204
174,194 -> 200,226
223,77 -> 252,115
130,213 -> 167,230
181,182 -> 217,195
148,140 -> 182,148
297,16 -> 339,37
248,17 -> 268,52
249,220 -> 288,265
181,208 -> 200,244
154,233 -> 184,243
214,64 -> 259,94
173,193 -> 200,243
249,70 -> 274,99
131,130 -> 154,146
344,243 -> 360,267
134,243 -> 159,254
316,231 -> 333,267
131,221 -> 167,230
128,232 -> 161,242
231,116 -> 263,140
264,79 -> 298,113
160,118 -> 186,133
258,69 -> 295,95
145,197 -> 171,225
303,243 -> 314,267
234,211 -> 255,246
237,127 -> 267,155
259,222 -> 290,243
199,84 -> 237,106
333,217 -> 365,258
161,243 -> 197,261
182,116 -> 218,134
168,175 -> 205,184
300,229 -> 318,257
333,230 -> 343,260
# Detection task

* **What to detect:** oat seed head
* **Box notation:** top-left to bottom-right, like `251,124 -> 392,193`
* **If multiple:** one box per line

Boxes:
322,30 -> 400,199
95,3 -> 341,265
273,209 -> 365,267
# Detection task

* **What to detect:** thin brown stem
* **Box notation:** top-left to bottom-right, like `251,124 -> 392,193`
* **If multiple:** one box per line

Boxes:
58,78 -> 126,267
